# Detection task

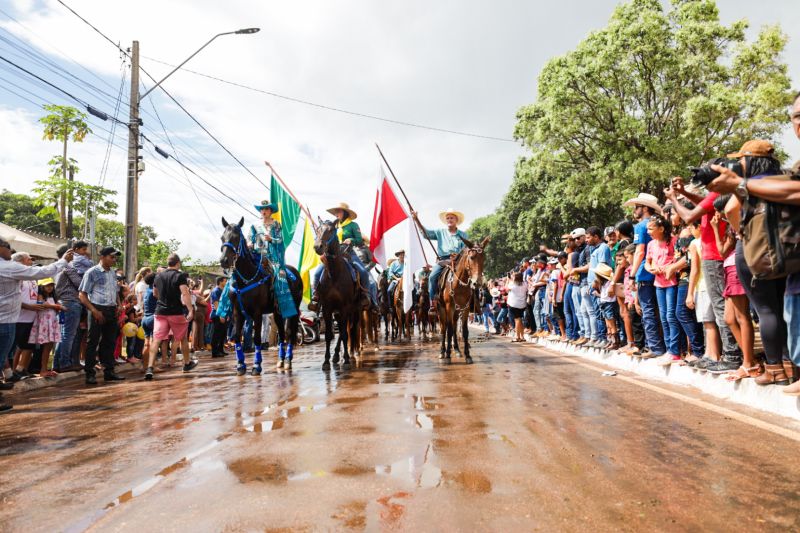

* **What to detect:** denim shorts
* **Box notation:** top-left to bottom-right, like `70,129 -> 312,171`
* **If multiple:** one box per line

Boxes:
142,315 -> 154,338
598,301 -> 617,320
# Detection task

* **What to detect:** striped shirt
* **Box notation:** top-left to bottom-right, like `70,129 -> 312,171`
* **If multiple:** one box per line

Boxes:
79,264 -> 118,307
423,228 -> 469,258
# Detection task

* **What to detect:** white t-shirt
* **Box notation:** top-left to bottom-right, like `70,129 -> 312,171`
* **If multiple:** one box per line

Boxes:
134,280 -> 148,312
599,280 -> 616,303
18,280 -> 39,323
506,282 -> 528,309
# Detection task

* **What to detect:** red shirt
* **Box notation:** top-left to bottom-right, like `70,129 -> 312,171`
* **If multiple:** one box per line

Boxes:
699,192 -> 726,261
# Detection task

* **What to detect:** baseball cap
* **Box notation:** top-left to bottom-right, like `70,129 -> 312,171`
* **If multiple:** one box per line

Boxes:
571,228 -> 586,238
99,246 -> 121,257
727,139 -> 774,158
547,258 -> 558,264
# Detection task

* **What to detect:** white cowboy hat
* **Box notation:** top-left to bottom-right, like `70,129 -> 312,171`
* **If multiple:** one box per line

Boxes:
394,249 -> 405,257
623,193 -> 662,215
438,208 -> 465,225
326,202 -> 357,220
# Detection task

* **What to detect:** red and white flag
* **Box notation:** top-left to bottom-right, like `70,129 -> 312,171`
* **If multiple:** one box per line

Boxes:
370,166 -> 425,312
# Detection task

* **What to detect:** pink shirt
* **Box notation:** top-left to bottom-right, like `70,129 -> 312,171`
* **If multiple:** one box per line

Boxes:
647,236 -> 678,288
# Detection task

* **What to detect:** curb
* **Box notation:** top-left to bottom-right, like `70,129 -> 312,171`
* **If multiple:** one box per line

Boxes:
522,334 -> 800,422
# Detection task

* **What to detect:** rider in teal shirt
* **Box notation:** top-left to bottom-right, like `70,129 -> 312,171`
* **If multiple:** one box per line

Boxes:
387,250 -> 405,299
412,208 -> 468,309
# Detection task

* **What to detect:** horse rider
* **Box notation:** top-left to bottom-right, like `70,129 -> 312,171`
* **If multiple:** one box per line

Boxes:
411,208 -> 469,311
387,250 -> 405,301
413,264 -> 432,304
309,202 -> 374,310
249,200 -> 296,318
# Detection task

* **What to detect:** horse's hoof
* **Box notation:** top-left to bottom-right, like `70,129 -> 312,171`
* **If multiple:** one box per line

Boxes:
454,351 -> 462,358
285,360 -> 292,370
236,365 -> 247,376
439,353 -> 446,359
322,362 -> 331,371
251,366 -> 262,376
276,359 -> 284,369
465,356 -> 474,365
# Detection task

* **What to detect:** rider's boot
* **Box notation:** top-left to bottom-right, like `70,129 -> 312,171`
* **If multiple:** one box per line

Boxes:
308,290 -> 320,312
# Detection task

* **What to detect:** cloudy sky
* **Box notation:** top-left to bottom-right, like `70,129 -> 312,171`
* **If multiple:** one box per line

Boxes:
1,0 -> 799,264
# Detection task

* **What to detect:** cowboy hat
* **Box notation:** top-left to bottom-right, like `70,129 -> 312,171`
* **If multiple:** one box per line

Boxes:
394,249 -> 405,257
592,263 -> 614,281
623,193 -> 662,215
438,208 -> 465,225
327,202 -> 357,220
254,200 -> 279,214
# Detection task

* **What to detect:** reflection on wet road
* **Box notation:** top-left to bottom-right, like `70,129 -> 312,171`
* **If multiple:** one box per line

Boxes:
1,334 -> 799,532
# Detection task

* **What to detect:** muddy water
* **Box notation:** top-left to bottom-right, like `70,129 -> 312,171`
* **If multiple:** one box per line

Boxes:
0,335 -> 799,532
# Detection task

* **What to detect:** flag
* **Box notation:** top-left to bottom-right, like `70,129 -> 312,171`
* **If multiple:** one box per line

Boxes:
270,174 -> 301,246
370,166 -> 425,312
297,217 -> 320,304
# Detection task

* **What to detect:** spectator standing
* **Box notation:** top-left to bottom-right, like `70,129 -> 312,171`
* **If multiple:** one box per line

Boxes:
144,253 -> 198,380
141,273 -> 157,361
645,215 -> 681,366
209,276 -> 228,357
78,247 -> 125,385
506,271 -> 527,342
29,278 -> 64,377
585,226 -> 612,346
9,253 -> 40,381
54,240 -> 92,372
624,193 -> 666,358
0,239 -> 71,411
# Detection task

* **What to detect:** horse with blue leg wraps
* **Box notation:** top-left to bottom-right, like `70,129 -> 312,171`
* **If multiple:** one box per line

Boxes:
219,217 -> 303,374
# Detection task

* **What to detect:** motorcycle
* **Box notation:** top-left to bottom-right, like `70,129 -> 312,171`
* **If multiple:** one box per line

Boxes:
297,310 -> 320,345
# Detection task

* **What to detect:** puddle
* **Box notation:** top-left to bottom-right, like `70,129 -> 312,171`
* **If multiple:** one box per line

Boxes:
375,443 -> 442,489
446,470 -> 493,494
228,457 -> 288,484
486,429 -> 515,446
411,394 -> 442,411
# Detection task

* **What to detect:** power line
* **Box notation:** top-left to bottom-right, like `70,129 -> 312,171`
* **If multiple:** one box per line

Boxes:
140,56 -> 518,143
53,0 -> 269,190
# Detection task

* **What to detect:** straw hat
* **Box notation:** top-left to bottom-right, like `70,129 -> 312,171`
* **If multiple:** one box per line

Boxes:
622,193 -> 662,215
439,208 -> 465,225
394,249 -> 405,257
327,202 -> 357,220
592,263 -> 614,281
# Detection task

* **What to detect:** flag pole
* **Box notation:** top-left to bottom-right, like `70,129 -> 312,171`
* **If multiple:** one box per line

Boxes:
374,143 -> 436,262
264,161 -> 317,230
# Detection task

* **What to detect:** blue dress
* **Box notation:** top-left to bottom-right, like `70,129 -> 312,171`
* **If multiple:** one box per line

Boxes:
249,221 -> 296,318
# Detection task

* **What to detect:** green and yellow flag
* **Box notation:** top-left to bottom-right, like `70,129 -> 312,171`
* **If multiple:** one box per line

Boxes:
270,174 -> 301,245
298,217 -> 320,303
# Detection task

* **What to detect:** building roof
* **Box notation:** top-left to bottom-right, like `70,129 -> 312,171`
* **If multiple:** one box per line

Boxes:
0,222 -> 63,260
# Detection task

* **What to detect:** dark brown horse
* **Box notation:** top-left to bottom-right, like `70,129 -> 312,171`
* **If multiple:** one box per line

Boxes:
219,218 -> 303,374
377,271 -> 397,341
437,236 -> 490,363
417,275 -> 432,338
393,277 -> 412,340
314,219 -> 361,369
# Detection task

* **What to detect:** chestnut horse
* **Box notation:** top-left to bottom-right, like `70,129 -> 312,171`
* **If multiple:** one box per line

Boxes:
393,277 -> 413,340
437,236 -> 490,363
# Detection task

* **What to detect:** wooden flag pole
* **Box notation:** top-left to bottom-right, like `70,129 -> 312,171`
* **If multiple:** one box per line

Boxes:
375,143 -> 437,262
264,161 -> 317,230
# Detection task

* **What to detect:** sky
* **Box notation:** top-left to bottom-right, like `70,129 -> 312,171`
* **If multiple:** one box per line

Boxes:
1,0 -> 799,265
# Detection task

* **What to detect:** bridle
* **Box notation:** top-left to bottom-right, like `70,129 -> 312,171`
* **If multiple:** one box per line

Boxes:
220,225 -> 271,319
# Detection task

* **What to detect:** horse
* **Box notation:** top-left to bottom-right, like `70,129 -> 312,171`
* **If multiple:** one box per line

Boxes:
219,217 -> 303,374
393,277 -> 413,340
377,271 -> 397,341
437,236 -> 490,363
314,219 -> 362,369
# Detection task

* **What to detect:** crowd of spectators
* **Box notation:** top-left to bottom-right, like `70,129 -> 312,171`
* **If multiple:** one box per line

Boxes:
476,91 -> 800,397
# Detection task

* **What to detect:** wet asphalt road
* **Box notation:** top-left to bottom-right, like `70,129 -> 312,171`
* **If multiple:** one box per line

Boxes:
1,333 -> 800,532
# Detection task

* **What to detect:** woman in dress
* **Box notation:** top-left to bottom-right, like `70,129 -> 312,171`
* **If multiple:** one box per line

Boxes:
250,200 -> 296,318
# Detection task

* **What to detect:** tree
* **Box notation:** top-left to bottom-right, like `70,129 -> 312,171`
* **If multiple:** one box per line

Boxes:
39,104 -> 91,238
0,189 -> 60,234
74,215 -> 180,269
480,0 -> 791,269
33,157 -> 117,237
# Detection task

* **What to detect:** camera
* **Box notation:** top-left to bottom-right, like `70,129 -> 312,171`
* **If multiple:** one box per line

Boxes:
688,157 -> 743,187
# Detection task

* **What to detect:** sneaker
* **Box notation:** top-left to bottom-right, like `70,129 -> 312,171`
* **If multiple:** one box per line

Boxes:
183,360 -> 198,372
655,353 -> 677,367
8,370 -> 30,383
144,367 -> 154,381
707,360 -> 741,374
0,382 -> 13,391
691,357 -> 716,371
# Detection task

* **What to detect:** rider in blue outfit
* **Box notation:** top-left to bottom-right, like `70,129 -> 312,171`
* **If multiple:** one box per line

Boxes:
387,250 -> 405,300
411,208 -> 469,311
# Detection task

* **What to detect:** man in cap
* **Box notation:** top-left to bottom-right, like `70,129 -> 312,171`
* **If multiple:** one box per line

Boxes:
78,246 -> 125,385
411,208 -> 469,311
623,193 -> 666,357
0,240 -> 73,411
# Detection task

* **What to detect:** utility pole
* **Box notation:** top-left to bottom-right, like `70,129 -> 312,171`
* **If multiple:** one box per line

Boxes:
66,164 -> 74,238
124,41 -> 140,277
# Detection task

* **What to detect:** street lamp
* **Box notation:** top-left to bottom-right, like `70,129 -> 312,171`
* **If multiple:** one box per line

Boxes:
124,28 -> 259,278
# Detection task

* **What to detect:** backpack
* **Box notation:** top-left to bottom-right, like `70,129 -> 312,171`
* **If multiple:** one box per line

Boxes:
741,173 -> 800,280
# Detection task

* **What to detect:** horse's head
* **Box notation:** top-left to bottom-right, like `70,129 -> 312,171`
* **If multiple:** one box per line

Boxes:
219,216 -> 245,270
314,218 -> 337,255
461,235 -> 491,286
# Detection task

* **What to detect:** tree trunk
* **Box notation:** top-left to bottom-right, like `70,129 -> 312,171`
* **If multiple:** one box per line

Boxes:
59,133 -> 67,238
66,164 -> 74,238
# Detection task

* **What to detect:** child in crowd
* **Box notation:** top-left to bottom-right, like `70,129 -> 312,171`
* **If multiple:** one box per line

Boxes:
29,278 -> 64,378
645,214 -> 681,366
686,219 -> 721,365
592,263 -> 619,348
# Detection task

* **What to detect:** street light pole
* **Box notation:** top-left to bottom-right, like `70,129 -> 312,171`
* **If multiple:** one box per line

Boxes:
123,28 -> 259,277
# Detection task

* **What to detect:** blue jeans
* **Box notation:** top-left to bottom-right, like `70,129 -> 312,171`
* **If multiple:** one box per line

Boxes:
571,283 -> 586,338
497,307 -> 508,327
533,291 -> 543,331
429,263 -> 445,301
482,304 -> 495,332
564,284 -> 576,339
676,283 -> 704,356
638,281 -> 665,355
785,294 -> 800,366
55,299 -> 82,369
589,292 -> 607,340
579,285 -> 595,339
0,322 -> 15,373
314,252 -> 373,304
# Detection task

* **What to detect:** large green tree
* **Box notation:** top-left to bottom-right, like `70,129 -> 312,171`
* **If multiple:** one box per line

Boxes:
475,0 -> 792,277
75,216 -> 181,269
39,104 -> 91,238
0,189 -> 60,234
